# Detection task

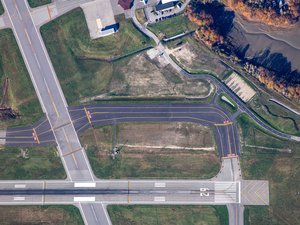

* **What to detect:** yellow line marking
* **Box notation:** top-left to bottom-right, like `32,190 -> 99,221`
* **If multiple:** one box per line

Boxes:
222,155 -> 238,159
47,5 -> 52,20
226,126 -> 232,155
128,180 -> 131,203
241,181 -> 253,193
62,128 -> 73,151
84,107 -> 92,125
32,128 -> 40,144
72,154 -> 79,169
44,78 -> 59,117
42,181 -> 46,204
62,148 -> 82,157
214,122 -> 233,126
254,182 -> 268,205
70,105 -> 230,119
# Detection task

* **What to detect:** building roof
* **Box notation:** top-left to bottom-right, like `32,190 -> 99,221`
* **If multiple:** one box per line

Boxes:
155,1 -> 178,11
118,0 -> 133,10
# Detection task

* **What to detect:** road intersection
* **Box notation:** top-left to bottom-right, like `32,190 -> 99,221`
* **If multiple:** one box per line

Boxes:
0,0 -> 287,224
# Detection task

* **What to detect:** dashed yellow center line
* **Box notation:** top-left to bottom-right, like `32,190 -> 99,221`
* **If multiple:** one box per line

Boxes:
47,5 -> 52,20
226,126 -> 232,155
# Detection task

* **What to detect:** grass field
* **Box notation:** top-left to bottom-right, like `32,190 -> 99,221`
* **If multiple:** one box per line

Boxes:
0,29 -> 43,129
107,205 -> 228,225
250,93 -> 300,135
81,122 -> 220,179
135,8 -> 147,24
0,2 -> 4,15
0,146 -> 65,179
148,14 -> 197,39
28,0 -> 51,8
41,8 -> 153,105
217,93 -> 237,113
0,205 -> 83,225
237,114 -> 300,225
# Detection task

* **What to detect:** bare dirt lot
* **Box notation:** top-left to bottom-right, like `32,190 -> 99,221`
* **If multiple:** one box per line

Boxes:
82,53 -> 214,102
166,36 -> 229,77
82,122 -> 220,179
117,122 -> 214,150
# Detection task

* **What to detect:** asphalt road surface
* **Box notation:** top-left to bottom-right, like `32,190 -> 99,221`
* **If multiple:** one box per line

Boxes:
3,103 -> 240,158
0,180 -> 239,205
69,103 -> 240,158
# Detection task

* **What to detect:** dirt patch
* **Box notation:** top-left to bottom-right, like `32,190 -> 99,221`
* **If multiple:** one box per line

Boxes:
109,53 -> 213,98
167,37 -> 229,77
167,44 -> 198,67
0,206 -> 82,225
118,122 -> 214,149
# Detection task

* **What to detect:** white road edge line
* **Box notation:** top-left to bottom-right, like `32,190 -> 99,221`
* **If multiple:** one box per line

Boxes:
78,203 -> 89,225
239,181 -> 241,204
102,204 -> 113,225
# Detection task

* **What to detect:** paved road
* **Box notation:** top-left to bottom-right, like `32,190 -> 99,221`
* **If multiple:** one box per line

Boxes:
2,0 -> 94,182
69,103 -> 240,157
0,180 -> 239,205
3,103 -> 240,158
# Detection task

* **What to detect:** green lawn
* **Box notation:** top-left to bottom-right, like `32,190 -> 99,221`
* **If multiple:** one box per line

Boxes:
0,2 -> 4,15
217,93 -> 237,113
81,123 -> 220,179
0,29 -> 43,129
238,114 -> 300,225
0,205 -> 83,225
0,146 -> 66,179
27,0 -> 51,8
148,14 -> 197,39
41,8 -> 153,105
250,93 -> 300,135
108,205 -> 228,225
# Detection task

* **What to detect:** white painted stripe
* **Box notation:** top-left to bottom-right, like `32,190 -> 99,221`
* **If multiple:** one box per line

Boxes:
238,181 -> 241,203
154,196 -> 165,202
155,182 -> 166,188
14,184 -> 26,188
14,197 -> 25,201
74,182 -> 96,188
73,197 -> 95,202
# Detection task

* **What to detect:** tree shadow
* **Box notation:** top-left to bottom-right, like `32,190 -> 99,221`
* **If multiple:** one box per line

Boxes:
250,49 -> 300,85
190,0 -> 235,37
